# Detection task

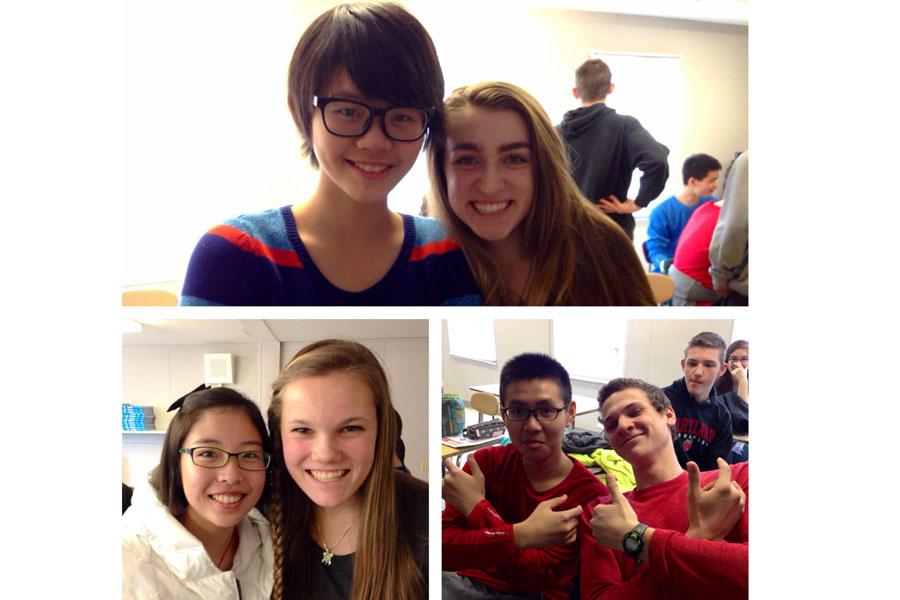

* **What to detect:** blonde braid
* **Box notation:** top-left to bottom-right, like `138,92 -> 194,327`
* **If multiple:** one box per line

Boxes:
269,466 -> 285,600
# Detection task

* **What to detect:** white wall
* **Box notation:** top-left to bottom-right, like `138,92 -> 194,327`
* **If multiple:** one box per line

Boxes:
121,341 -> 280,487
122,331 -> 428,487
442,318 -> 736,407
123,0 -> 747,287
415,2 -> 748,189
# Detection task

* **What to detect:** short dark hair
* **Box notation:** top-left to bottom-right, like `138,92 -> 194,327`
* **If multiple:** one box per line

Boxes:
684,331 -> 727,364
575,59 -> 612,101
499,353 -> 572,407
286,2 -> 445,168
682,153 -> 722,185
150,387 -> 271,518
597,377 -> 671,415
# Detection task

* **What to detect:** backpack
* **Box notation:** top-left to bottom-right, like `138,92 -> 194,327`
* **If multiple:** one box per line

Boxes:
441,393 -> 466,436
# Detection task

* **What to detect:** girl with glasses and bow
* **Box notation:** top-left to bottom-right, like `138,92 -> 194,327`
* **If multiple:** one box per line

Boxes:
122,387 -> 274,599
267,339 -> 427,600
180,3 -> 479,306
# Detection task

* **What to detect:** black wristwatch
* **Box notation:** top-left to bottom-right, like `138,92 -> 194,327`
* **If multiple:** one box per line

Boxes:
622,523 -> 649,565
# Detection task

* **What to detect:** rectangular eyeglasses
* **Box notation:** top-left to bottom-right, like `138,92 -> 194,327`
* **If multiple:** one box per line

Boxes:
179,447 -> 271,471
313,96 -> 433,141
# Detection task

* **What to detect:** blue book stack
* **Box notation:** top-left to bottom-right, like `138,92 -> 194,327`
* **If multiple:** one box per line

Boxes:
122,404 -> 157,431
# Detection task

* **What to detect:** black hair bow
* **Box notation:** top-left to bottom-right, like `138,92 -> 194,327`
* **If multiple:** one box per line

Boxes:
167,383 -> 210,412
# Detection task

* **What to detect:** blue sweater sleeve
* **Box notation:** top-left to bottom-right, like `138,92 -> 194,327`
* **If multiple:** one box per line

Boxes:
645,201 -> 676,271
179,209 -> 292,306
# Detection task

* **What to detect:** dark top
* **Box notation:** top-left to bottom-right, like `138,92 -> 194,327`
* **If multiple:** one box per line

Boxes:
715,373 -> 750,437
663,378 -> 735,470
305,474 -> 428,599
721,393 -> 749,437
557,103 -> 669,238
309,536 -> 353,600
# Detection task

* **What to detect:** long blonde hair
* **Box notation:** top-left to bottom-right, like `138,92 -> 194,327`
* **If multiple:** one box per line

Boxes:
267,339 -> 425,600
428,81 -> 655,306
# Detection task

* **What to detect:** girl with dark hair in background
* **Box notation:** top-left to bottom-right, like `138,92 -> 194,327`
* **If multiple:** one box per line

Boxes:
428,81 -> 654,305
716,339 -> 749,462
267,339 -> 427,600
181,2 -> 479,306
122,387 -> 274,599
715,339 -> 749,398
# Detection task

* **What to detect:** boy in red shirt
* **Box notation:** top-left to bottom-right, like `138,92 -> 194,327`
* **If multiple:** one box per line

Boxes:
580,378 -> 748,599
442,353 -> 607,599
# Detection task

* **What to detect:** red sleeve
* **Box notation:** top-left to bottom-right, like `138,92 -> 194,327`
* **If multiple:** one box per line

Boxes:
442,498 -> 518,570
580,467 -> 749,600
641,464 -> 748,598
442,497 -> 580,585
580,526 -> 748,599
644,529 -> 748,598
580,512 -> 660,600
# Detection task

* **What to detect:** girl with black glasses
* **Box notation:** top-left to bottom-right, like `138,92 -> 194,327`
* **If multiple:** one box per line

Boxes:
181,3 -> 479,306
122,387 -> 273,599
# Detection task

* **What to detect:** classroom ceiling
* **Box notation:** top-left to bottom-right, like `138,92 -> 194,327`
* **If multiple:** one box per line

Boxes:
122,319 -> 428,346
530,0 -> 749,26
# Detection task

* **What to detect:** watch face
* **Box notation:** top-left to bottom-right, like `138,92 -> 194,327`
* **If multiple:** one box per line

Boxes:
624,535 -> 639,553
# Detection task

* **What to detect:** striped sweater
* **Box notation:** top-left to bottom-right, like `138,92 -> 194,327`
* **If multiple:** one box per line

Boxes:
180,206 -> 481,306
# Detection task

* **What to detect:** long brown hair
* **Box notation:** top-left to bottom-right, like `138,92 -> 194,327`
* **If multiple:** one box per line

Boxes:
427,81 -> 655,306
267,339 -> 425,600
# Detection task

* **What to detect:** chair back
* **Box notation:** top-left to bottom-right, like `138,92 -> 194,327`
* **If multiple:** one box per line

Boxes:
122,289 -> 178,306
470,392 -> 500,423
646,273 -> 675,305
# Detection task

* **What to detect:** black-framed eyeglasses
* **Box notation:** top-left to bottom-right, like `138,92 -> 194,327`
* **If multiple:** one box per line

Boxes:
179,447 -> 271,471
501,406 -> 567,422
313,96 -> 433,142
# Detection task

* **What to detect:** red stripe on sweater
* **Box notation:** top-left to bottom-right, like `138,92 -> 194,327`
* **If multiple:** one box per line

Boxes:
410,238 -> 461,261
210,224 -> 303,268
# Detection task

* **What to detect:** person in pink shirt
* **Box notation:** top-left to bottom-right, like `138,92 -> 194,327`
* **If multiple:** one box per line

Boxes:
669,199 -> 723,305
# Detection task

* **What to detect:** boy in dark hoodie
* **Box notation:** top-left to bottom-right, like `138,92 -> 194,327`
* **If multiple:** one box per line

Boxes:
557,58 -> 670,240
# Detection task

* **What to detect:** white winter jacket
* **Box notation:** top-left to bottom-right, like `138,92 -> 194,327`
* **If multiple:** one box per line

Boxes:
122,484 -> 273,600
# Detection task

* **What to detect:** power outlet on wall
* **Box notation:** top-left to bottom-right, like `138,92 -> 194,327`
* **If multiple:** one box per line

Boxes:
420,458 -> 428,473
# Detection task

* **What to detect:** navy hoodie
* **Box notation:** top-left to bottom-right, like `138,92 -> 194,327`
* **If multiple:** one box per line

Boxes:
557,103 -> 669,238
663,377 -> 735,470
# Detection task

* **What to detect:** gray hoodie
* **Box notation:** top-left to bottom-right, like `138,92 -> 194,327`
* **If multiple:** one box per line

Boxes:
709,151 -> 749,297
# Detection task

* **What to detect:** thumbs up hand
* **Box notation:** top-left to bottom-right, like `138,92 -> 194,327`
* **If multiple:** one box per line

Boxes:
590,474 -> 640,549
442,454 -> 486,518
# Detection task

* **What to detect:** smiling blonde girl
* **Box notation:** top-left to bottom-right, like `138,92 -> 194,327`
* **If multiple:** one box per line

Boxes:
428,81 -> 655,306
267,339 -> 427,600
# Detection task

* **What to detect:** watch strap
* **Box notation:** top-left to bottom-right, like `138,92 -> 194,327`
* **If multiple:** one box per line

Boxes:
623,523 -> 649,565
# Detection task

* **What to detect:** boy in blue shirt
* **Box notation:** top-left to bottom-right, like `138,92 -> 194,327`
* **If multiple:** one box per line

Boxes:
645,154 -> 722,273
